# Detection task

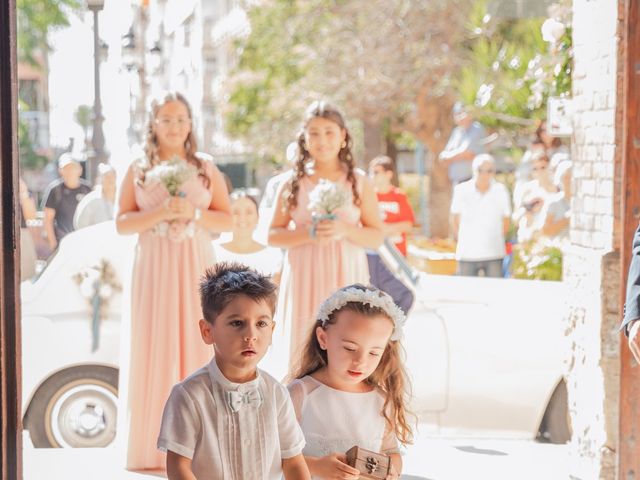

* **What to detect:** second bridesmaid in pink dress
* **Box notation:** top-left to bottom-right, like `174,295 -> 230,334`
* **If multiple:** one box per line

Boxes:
269,101 -> 384,372
116,91 -> 232,473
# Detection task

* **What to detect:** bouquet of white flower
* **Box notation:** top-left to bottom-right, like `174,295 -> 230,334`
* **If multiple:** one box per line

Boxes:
145,155 -> 198,196
307,179 -> 351,221
146,156 -> 199,242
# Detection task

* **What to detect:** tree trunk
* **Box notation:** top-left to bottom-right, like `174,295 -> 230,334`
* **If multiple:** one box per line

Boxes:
362,118 -> 384,167
426,149 -> 451,239
385,135 -> 399,186
413,82 -> 455,239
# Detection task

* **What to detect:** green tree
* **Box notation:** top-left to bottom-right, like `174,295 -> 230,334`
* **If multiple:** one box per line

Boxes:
455,0 -> 572,136
18,101 -> 48,170
17,0 -> 79,172
225,0 -> 471,164
17,0 -> 79,65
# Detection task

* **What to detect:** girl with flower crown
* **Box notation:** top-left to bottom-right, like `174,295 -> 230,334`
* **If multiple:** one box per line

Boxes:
116,91 -> 232,472
268,101 -> 384,373
288,284 -> 413,479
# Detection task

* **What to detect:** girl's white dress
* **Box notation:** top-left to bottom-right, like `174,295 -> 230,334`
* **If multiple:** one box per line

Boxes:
288,375 -> 399,477
213,242 -> 283,278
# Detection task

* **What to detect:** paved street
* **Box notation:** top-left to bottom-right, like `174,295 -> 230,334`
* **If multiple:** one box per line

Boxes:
24,429 -> 569,480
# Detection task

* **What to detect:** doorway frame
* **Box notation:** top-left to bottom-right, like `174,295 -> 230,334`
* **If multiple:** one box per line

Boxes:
619,0 -> 640,477
0,0 -> 23,479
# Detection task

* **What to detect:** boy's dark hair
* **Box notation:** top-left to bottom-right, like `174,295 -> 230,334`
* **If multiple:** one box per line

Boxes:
369,155 -> 395,173
200,262 -> 278,324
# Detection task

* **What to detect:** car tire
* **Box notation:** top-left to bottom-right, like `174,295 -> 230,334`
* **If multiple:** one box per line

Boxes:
537,380 -> 571,444
24,365 -> 118,448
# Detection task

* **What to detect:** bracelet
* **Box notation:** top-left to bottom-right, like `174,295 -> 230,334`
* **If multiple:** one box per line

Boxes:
193,208 -> 202,221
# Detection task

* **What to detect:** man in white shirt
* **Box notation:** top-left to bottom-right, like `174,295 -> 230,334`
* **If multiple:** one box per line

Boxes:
450,154 -> 511,277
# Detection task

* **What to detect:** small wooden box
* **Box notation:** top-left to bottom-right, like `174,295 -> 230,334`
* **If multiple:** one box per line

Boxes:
345,445 -> 391,479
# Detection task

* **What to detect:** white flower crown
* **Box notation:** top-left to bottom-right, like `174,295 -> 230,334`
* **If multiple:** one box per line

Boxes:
316,286 -> 406,341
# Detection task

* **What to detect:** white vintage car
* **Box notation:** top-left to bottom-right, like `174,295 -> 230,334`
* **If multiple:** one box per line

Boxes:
21,222 -> 570,448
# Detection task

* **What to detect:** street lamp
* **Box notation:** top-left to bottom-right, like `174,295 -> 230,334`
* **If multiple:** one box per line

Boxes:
87,0 -> 106,184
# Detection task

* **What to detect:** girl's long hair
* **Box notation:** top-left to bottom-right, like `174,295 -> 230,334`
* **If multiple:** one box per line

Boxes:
139,90 -> 210,188
290,285 -> 414,445
285,100 -> 359,212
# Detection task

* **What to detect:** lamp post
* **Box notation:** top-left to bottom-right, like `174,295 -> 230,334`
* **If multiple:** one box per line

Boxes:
87,0 -> 106,184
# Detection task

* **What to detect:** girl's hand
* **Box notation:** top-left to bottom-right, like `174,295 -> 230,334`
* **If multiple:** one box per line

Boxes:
160,198 -> 180,222
314,453 -> 360,480
314,218 -> 347,242
166,196 -> 195,220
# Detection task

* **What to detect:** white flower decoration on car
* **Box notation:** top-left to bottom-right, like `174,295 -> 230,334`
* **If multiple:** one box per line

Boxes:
316,286 -> 406,341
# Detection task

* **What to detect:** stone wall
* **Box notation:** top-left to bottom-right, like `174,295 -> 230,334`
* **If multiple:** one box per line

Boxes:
565,1 -> 623,479
564,247 -> 620,479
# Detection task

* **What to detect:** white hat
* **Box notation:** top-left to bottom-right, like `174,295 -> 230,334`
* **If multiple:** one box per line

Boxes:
58,152 -> 82,169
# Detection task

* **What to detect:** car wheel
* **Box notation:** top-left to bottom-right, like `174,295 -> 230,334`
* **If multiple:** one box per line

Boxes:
537,379 -> 572,444
25,365 -> 118,448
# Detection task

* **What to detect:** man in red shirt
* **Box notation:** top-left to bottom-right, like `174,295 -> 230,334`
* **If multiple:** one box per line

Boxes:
369,156 -> 415,256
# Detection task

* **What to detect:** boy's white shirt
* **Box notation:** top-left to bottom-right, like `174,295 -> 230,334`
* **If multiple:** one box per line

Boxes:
158,358 -> 305,480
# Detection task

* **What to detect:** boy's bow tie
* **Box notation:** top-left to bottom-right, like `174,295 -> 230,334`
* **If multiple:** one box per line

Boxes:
226,389 -> 263,413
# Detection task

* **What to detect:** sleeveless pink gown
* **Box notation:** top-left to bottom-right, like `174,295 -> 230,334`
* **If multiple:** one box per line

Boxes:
126,162 -> 215,471
277,173 -> 370,367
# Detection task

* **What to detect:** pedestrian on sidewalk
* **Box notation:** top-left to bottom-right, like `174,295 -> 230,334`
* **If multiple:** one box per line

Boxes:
439,102 -> 487,186
41,152 -> 92,252
451,154 -> 511,277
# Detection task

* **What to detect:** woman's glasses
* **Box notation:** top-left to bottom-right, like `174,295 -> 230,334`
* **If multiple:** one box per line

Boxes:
155,117 -> 191,128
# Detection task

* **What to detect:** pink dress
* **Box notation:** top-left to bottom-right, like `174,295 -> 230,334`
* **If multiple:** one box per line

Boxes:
126,160 -> 215,471
276,172 -> 370,367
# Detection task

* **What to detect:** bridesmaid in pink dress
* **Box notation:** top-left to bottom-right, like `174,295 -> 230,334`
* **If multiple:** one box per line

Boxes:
269,101 -> 384,371
116,91 -> 231,472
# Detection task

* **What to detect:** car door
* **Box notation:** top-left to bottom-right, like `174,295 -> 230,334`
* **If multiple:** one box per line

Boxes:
428,275 -> 567,437
376,243 -> 449,415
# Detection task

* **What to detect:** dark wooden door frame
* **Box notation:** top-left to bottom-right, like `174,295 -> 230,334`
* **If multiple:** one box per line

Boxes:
0,0 -> 22,479
620,0 -> 640,478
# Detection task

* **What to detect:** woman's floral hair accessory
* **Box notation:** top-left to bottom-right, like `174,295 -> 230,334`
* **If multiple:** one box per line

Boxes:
317,286 -> 406,341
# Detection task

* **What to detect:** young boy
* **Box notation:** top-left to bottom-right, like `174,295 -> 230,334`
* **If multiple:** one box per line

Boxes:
157,262 -> 310,479
368,155 -> 415,257
367,156 -> 415,314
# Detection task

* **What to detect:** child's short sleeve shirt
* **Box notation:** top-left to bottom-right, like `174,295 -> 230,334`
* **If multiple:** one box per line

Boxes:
158,359 -> 305,479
